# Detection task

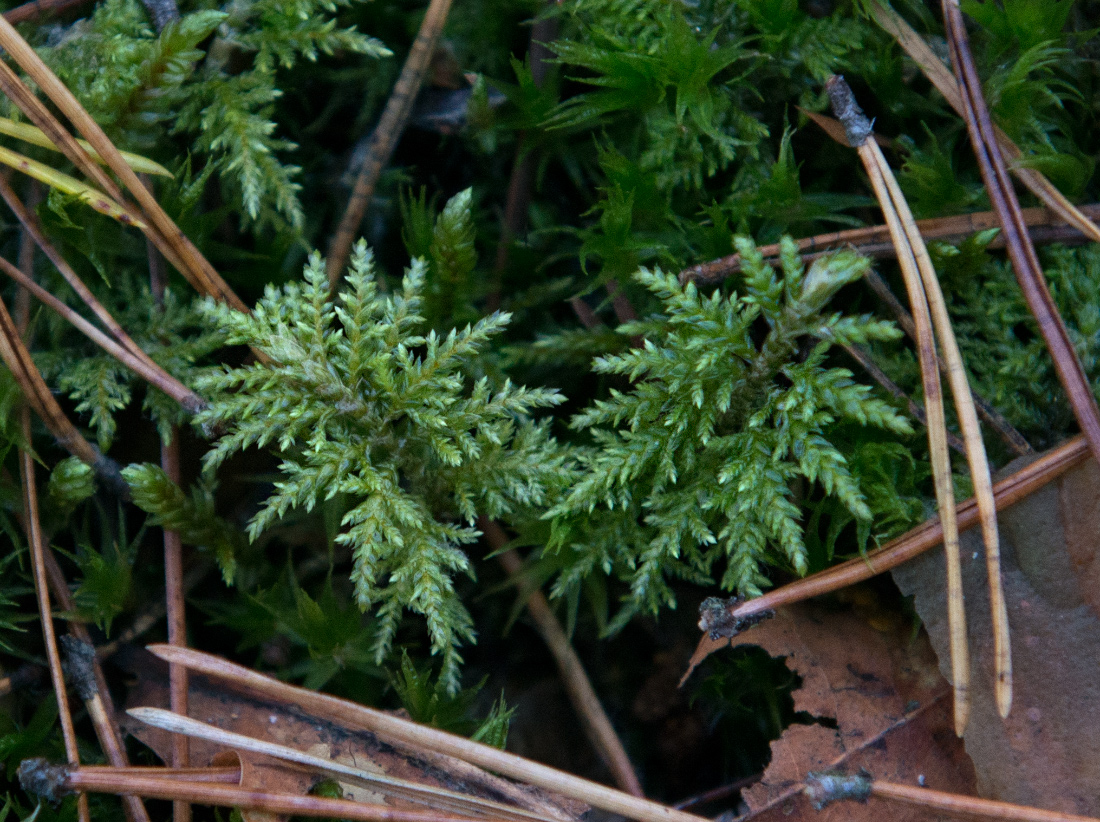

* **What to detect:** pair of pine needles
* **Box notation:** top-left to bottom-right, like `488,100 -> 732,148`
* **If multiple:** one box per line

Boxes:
825,75 -> 1010,735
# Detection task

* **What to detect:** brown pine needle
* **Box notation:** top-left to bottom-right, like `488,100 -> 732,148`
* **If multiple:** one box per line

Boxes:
867,0 -> 1100,245
717,433 -> 1087,622
24,761 -> 498,822
0,292 -> 129,494
827,74 -> 969,734
327,0 -> 453,288
128,707 -> 557,822
20,411 -> 90,822
0,16 -> 246,312
937,0 -> 1100,472
0,257 -> 205,413
678,203 -> 1100,287
481,519 -> 643,797
806,770 -> 1100,822
866,137 -> 1011,718
145,644 -> 711,822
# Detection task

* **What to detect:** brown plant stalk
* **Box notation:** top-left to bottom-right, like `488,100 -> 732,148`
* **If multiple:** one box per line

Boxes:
327,0 -> 454,288
679,204 -> 1100,287
128,707 -> 559,822
480,518 -> 643,797
867,0 -> 1100,245
806,770 -> 1100,822
0,257 -> 205,412
0,291 -> 127,493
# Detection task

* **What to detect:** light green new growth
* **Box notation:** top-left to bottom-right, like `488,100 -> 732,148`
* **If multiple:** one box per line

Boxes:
196,240 -> 569,691
548,237 -> 911,630
122,463 -> 244,584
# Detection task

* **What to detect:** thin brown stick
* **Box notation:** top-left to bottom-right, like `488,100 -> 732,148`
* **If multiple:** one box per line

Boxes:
867,0 -> 1100,245
161,431 -> 190,822
839,341 -> 966,453
805,770 -> 1100,822
860,267 -> 1032,456
147,644 -> 711,822
720,434 -> 1087,622
0,256 -> 205,412
481,519 -> 643,797
36,764 -> 502,822
0,174 -> 148,361
11,179 -> 38,330
327,0 -> 454,288
871,780 -> 1100,822
77,765 -> 240,783
678,204 -> 1100,287
829,75 -> 970,734
20,410 -> 90,822
941,0 -> 1100,468
3,0 -> 93,24
57,635 -> 153,822
0,290 -> 128,493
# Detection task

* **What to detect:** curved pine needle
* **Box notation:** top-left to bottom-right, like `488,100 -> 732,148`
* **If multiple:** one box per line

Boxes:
0,116 -> 172,177
826,75 -> 970,735
869,139 -> 1011,718
0,144 -> 146,227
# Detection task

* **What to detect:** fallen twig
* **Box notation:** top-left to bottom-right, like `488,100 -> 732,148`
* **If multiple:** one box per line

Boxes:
19,761 -> 501,822
678,204 -> 1100,287
127,707 -> 558,822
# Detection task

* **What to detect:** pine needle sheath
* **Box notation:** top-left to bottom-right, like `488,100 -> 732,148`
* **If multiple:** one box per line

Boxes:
327,0 -> 455,288
826,75 -> 970,734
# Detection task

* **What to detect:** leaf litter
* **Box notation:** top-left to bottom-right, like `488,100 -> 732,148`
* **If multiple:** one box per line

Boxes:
892,453 -> 1100,816
683,595 -> 975,821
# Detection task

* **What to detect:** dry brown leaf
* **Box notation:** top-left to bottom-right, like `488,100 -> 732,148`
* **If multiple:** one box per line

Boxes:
684,599 -> 975,821
892,452 -> 1100,816
115,647 -> 585,822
